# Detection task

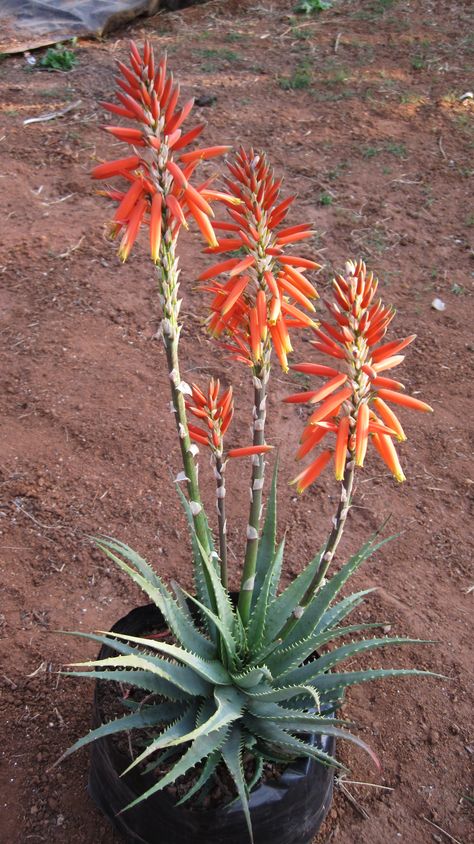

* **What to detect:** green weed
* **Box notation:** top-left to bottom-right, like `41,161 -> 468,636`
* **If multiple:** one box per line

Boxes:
39,44 -> 76,71
294,0 -> 332,13
279,62 -> 312,90
319,192 -> 333,206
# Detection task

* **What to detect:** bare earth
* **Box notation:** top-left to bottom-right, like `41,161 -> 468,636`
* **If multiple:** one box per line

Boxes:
0,1 -> 473,842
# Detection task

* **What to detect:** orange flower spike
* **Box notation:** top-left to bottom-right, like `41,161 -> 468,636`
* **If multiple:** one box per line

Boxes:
93,42 -> 233,262
201,148 -> 318,370
286,259 -> 432,489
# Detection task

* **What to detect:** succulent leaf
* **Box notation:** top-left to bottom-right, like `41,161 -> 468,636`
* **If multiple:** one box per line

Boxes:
68,653 -> 210,697
221,726 -> 253,844
98,631 -> 231,685
246,538 -> 285,650
57,702 -> 185,763
63,668 -> 191,701
123,726 -> 231,812
175,750 -> 220,805
261,547 -> 323,646
281,535 -> 389,650
95,540 -> 217,660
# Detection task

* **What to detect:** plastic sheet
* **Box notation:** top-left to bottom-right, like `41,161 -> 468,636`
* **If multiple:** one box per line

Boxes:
0,0 -> 161,54
88,603 -> 335,844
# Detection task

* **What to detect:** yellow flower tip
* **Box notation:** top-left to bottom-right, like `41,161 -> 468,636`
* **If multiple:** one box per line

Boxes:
394,470 -> 406,483
281,364 -> 289,374
334,469 -> 345,481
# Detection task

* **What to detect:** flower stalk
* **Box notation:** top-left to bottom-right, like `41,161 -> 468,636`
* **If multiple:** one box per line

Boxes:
238,349 -> 270,624
214,453 -> 228,589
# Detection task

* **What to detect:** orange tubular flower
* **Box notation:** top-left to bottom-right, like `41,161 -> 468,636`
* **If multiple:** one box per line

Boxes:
285,260 -> 433,490
91,40 -> 232,261
200,148 -> 320,372
185,380 -> 271,459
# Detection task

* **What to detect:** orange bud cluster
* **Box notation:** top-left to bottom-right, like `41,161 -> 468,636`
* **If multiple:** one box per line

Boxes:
91,41 -> 230,261
200,148 -> 320,372
186,380 -> 272,460
285,260 -> 433,491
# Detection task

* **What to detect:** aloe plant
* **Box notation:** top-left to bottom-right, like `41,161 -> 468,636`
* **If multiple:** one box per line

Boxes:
59,40 -> 438,844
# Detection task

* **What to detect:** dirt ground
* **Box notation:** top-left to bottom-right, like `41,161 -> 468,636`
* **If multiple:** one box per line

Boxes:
0,0 -> 473,842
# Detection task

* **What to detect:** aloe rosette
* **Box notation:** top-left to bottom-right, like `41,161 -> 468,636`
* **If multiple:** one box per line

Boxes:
60,40 -> 438,844
62,512 -> 435,842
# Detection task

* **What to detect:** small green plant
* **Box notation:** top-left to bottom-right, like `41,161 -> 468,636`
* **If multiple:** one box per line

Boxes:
279,62 -> 312,90
451,283 -> 466,295
295,0 -> 332,12
362,145 -> 379,159
362,142 -> 407,159
39,44 -> 76,71
224,32 -> 246,43
319,192 -> 333,206
411,55 -> 426,70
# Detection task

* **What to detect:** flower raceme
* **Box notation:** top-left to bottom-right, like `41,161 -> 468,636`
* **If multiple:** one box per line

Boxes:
200,148 -> 320,372
284,260 -> 433,491
91,40 -> 231,261
186,379 -> 273,460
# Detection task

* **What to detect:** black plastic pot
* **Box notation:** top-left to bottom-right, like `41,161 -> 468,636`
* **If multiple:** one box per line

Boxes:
88,603 -> 335,844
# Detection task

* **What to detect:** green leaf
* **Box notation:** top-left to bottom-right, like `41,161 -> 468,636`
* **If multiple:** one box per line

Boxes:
58,702 -> 185,763
195,535 -> 236,640
123,726 -> 230,812
247,539 -> 285,650
282,536 -> 388,649
63,668 -> 191,701
251,458 -> 279,612
122,687 -> 244,777
180,589 -> 238,666
231,665 -> 273,689
95,540 -> 216,660
245,682 -> 320,708
261,548 -> 323,646
99,630 -> 231,685
247,754 -> 263,794
246,718 -> 346,770
68,653 -> 210,697
267,622 -> 386,677
221,726 -> 253,844
121,705 -> 200,775
283,637 -> 432,686
313,668 -> 444,701
175,751 -> 220,806
247,700 -> 349,727
317,588 -> 376,632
